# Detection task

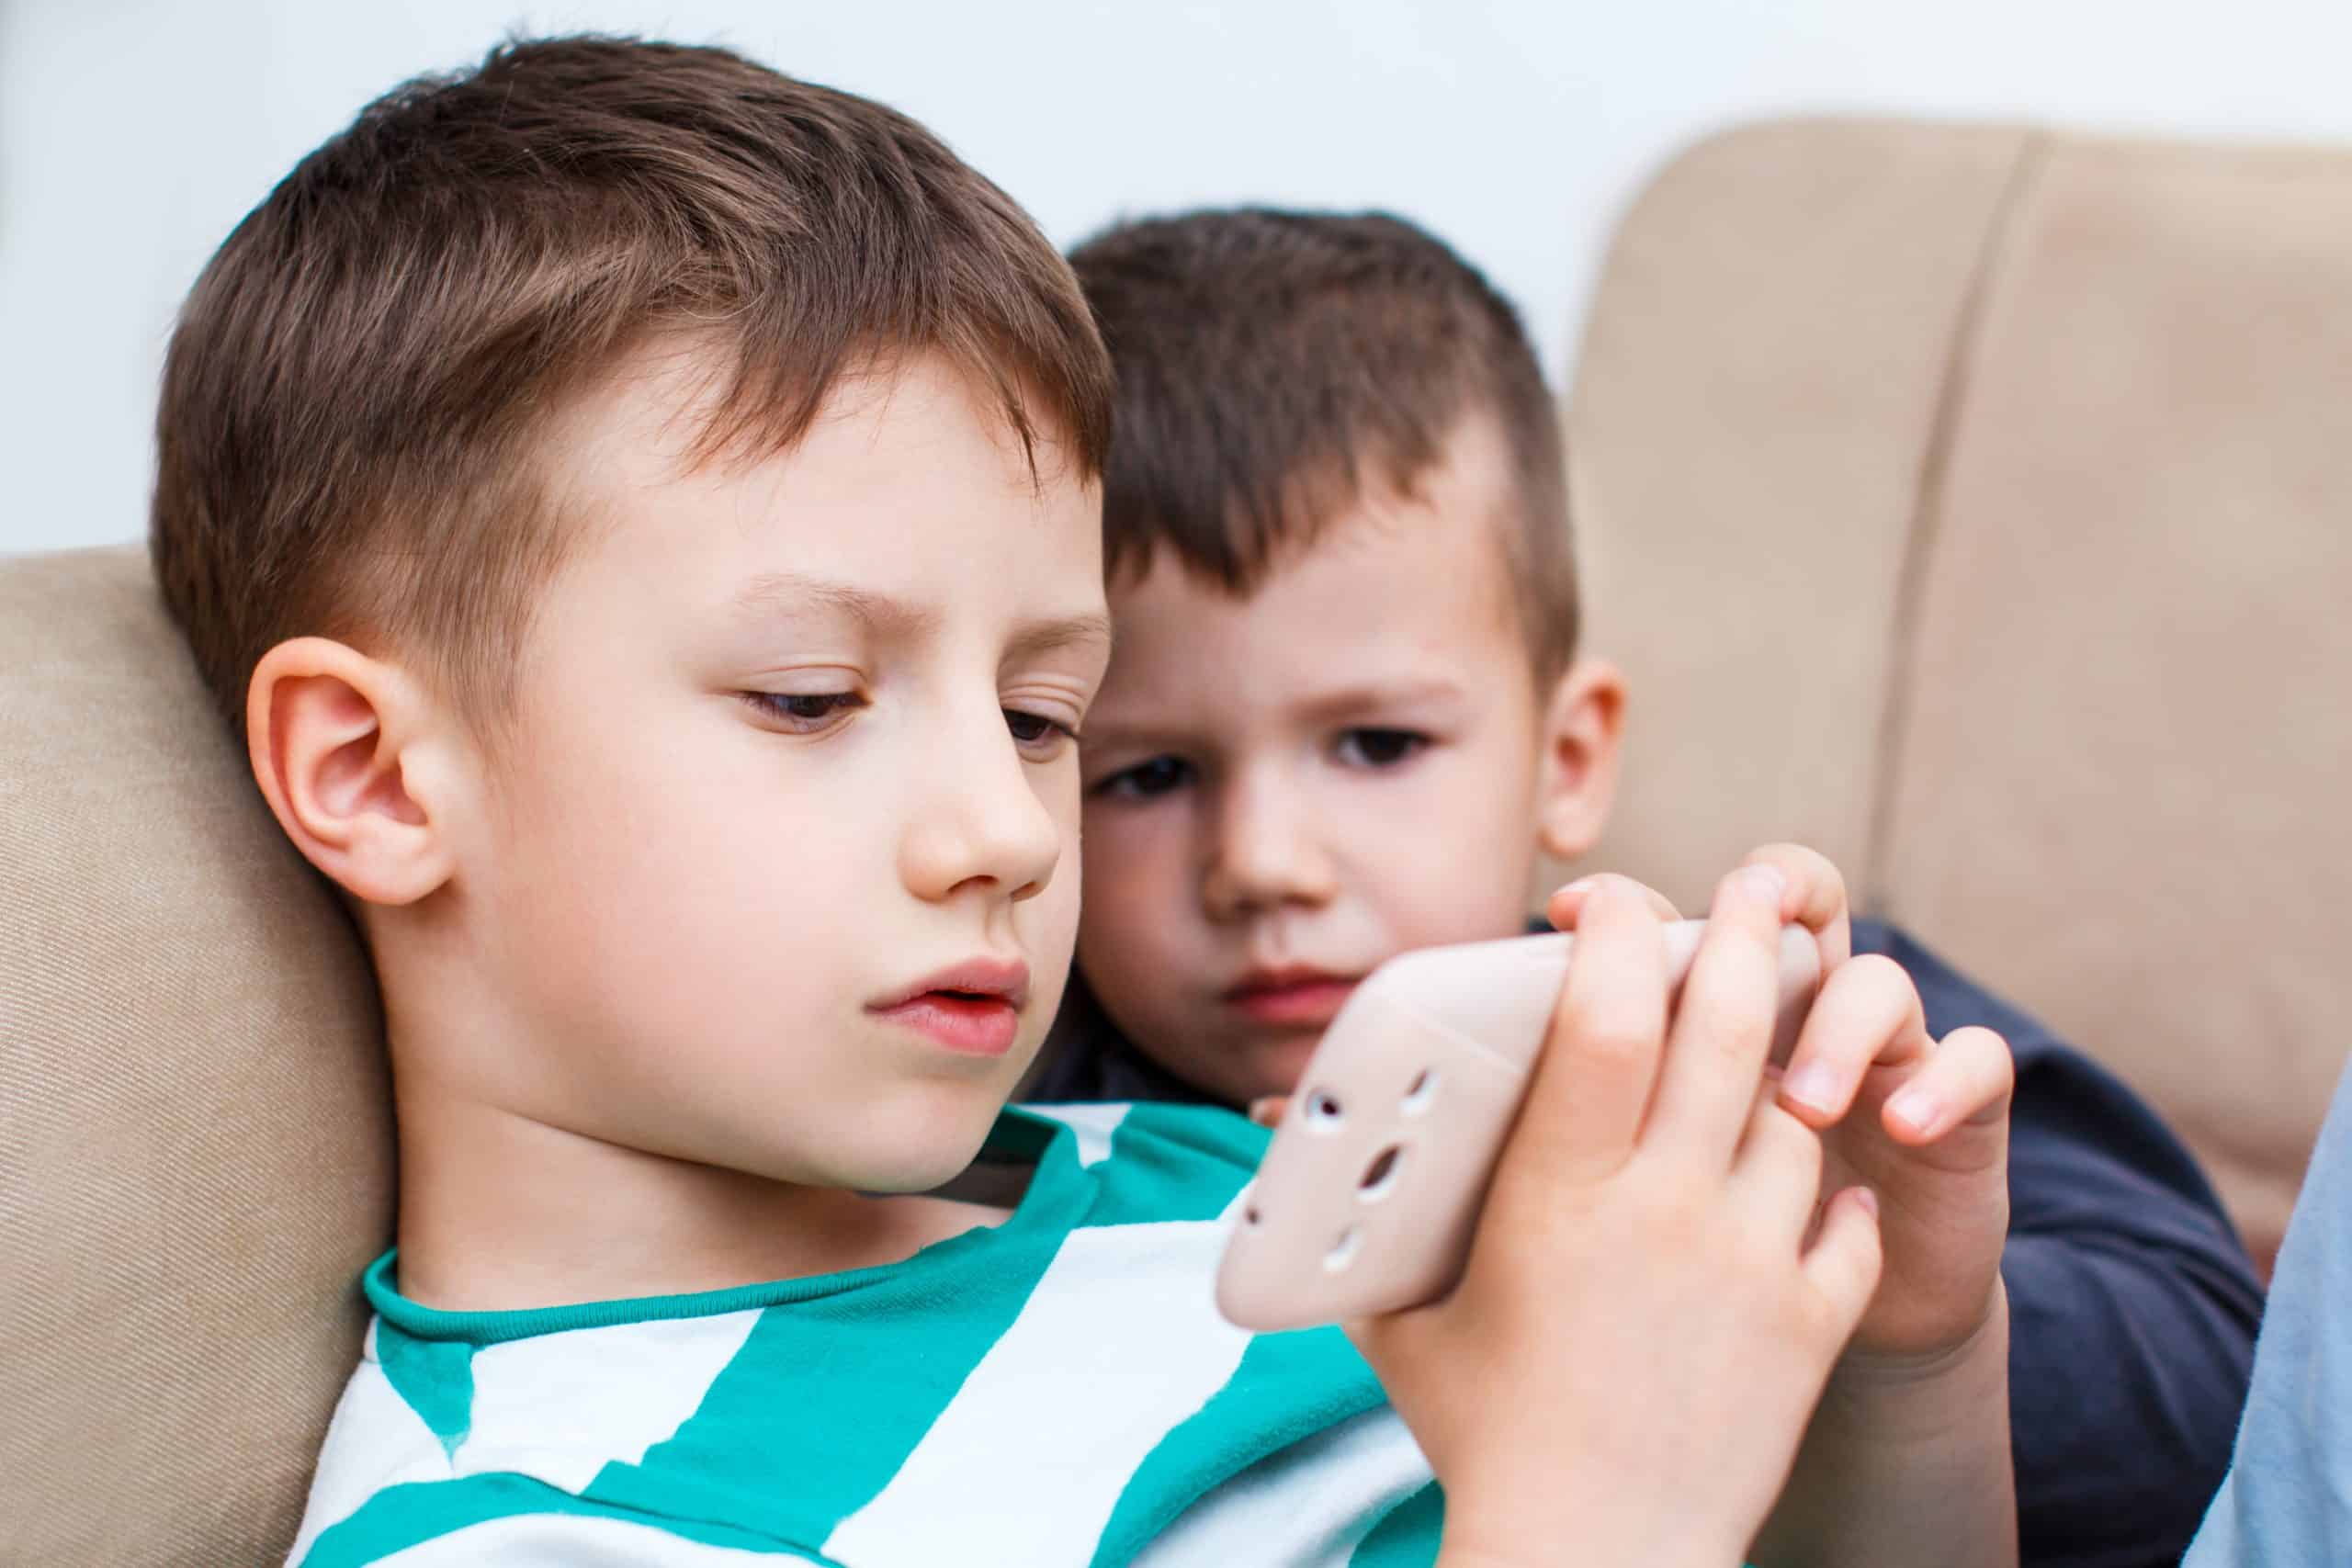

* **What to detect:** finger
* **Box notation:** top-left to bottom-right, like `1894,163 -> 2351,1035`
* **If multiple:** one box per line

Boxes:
1882,1026 -> 2015,1145
1248,1096 -> 1290,1129
1802,1187 -> 1884,1340
1731,1092 -> 1826,1248
1647,863 -> 1785,1161
1544,873 -> 1680,931
1501,875 -> 1670,1190
1739,842 -> 1852,970
1775,953 -> 1931,1125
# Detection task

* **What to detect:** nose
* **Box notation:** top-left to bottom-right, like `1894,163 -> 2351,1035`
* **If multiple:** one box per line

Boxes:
1201,763 -> 1338,922
899,704 -> 1063,907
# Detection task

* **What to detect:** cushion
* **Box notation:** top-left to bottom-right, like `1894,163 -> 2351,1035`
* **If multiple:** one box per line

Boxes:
1567,118 -> 2352,1270
0,546 -> 393,1562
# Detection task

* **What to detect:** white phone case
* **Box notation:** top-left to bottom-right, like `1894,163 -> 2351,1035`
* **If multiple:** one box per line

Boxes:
1216,921 -> 1822,1332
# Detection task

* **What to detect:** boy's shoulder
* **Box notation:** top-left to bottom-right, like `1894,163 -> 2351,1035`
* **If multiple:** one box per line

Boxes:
290,1105 -> 1438,1567
1022,1098 -> 1269,1210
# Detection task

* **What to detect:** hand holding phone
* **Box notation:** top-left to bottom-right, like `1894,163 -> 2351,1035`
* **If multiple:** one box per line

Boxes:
1217,917 -> 1822,1332
1320,870 -> 1884,1568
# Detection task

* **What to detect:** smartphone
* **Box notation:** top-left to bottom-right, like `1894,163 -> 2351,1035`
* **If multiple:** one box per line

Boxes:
1216,920 -> 1822,1332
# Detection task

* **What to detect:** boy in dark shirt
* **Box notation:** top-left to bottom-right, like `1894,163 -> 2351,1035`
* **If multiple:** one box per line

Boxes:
1034,207 -> 2263,1568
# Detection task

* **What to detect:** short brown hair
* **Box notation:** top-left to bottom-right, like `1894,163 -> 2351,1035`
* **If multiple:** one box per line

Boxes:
1070,209 -> 1577,677
153,35 -> 1111,731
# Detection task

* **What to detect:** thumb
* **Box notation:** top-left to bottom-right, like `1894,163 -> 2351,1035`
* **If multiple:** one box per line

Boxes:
1803,1186 -> 1884,1340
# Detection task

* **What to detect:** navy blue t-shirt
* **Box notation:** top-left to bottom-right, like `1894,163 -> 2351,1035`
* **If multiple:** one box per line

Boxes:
1028,919 -> 2264,1568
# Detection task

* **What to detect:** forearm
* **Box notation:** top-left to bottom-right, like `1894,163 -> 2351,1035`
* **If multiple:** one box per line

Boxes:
1752,1283 -> 2018,1568
1436,1548 -> 1731,1568
1435,1472 -> 1752,1568
1436,1513 -> 1743,1568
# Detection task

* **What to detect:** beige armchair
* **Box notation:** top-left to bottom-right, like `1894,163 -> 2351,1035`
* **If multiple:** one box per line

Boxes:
2,547 -> 392,1563
1567,117 -> 2352,1277
6,116 -> 2349,1562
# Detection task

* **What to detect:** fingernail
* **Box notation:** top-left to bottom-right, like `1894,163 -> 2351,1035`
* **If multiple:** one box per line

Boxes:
1853,1188 -> 1880,1219
1781,1062 -> 1839,1114
1737,864 -> 1787,908
1887,1085 -> 1942,1135
1557,875 -> 1600,897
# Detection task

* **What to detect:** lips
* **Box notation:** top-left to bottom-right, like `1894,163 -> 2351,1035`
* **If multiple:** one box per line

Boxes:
1222,965 -> 1362,1028
870,957 -> 1030,1057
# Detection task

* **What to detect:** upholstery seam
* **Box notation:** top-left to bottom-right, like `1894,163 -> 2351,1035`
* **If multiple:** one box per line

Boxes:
1860,128 -> 2055,915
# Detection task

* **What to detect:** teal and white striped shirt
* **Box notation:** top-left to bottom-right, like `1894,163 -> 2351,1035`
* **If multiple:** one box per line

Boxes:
290,1102 -> 1442,1565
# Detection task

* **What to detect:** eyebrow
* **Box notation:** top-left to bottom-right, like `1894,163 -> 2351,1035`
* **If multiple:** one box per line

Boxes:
1292,676 -> 1471,725
1084,676 -> 1471,753
732,570 -> 1111,659
1006,611 -> 1115,662
734,571 -> 942,637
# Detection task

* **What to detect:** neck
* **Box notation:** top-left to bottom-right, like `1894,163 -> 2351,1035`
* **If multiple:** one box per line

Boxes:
374,930 -> 1008,1314
392,1093 -> 965,1312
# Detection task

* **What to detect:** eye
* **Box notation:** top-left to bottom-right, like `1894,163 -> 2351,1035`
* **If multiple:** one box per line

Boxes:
1092,754 -> 1195,800
1335,728 -> 1428,769
1005,707 -> 1080,759
741,691 -> 865,733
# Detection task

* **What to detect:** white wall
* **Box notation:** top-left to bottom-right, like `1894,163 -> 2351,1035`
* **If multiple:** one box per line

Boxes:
6,0 -> 2352,557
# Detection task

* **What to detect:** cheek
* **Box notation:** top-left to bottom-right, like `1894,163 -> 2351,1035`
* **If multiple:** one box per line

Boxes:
1076,806 -> 1193,981
1355,744 -> 1545,945
1020,775 -> 1088,1008
490,701 -> 875,1042
1080,804 -> 1178,921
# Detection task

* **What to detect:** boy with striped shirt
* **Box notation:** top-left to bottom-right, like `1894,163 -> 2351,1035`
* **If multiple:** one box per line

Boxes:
151,37 -> 2005,1565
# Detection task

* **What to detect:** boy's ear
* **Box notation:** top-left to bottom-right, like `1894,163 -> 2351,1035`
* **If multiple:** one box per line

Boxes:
245,637 -> 462,906
1533,657 -> 1625,863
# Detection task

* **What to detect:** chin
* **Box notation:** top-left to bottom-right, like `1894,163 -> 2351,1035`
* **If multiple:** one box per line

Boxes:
822,1081 -> 1009,1193
1211,1032 -> 1322,1107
